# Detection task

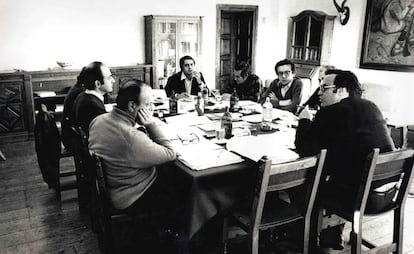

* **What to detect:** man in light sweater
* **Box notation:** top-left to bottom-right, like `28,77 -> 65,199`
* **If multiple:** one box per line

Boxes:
89,79 -> 177,212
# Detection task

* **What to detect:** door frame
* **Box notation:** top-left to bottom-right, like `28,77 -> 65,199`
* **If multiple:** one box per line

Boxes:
215,4 -> 258,89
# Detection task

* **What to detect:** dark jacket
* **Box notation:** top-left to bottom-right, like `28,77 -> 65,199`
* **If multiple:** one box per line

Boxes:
260,77 -> 303,113
224,74 -> 263,102
71,92 -> 106,135
295,97 -> 395,187
164,71 -> 206,97
61,84 -> 85,150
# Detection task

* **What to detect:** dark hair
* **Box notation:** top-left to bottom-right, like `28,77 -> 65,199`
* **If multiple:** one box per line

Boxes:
325,69 -> 363,97
235,61 -> 251,78
274,59 -> 296,74
179,55 -> 195,70
82,61 -> 104,90
116,79 -> 149,110
74,66 -> 87,88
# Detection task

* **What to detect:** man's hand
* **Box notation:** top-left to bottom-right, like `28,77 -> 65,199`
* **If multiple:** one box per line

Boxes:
268,92 -> 278,101
298,106 -> 313,120
193,71 -> 203,85
176,92 -> 191,100
136,108 -> 154,126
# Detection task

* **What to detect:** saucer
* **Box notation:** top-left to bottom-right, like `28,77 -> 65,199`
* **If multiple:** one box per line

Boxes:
211,138 -> 227,145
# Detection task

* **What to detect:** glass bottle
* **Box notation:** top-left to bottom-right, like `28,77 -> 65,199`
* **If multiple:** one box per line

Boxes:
262,97 -> 273,122
195,92 -> 204,116
230,88 -> 239,112
202,86 -> 209,105
169,90 -> 177,115
221,106 -> 232,139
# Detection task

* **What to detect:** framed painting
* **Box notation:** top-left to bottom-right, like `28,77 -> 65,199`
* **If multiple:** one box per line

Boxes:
360,0 -> 414,72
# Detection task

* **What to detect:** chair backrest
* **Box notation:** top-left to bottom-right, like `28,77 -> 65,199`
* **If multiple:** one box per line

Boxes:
356,148 -> 414,215
251,149 -> 327,231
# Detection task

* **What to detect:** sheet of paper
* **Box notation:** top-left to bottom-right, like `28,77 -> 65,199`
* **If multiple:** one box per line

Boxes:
226,130 -> 298,164
170,135 -> 244,170
164,112 -> 212,126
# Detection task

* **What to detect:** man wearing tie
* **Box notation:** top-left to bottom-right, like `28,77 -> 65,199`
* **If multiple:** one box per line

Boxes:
260,59 -> 303,113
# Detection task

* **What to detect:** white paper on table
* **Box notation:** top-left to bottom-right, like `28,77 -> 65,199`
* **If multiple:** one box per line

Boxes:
164,112 -> 212,126
170,135 -> 244,170
226,131 -> 298,164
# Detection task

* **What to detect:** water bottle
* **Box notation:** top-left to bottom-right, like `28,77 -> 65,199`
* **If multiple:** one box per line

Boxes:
221,106 -> 232,139
262,97 -> 273,122
169,90 -> 177,115
230,88 -> 239,112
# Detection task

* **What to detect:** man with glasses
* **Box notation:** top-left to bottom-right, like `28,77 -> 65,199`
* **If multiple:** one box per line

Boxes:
259,59 -> 303,113
295,70 -> 395,250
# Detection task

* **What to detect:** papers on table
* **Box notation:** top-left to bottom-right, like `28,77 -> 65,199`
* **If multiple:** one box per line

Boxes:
164,112 -> 212,126
226,130 -> 298,164
170,133 -> 244,170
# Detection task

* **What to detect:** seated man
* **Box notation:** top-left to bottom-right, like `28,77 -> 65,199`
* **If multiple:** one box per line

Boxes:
164,55 -> 207,98
295,69 -> 395,249
71,61 -> 115,135
301,65 -> 336,111
223,61 -> 262,102
88,78 -> 177,218
61,66 -> 86,150
260,59 -> 303,113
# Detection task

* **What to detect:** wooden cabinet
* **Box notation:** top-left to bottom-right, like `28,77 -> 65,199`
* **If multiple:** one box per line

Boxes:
145,15 -> 203,88
287,10 -> 335,66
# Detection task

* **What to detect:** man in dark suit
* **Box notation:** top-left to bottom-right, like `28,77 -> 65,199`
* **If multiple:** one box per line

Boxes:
71,61 -> 115,135
295,69 -> 395,249
164,55 -> 206,98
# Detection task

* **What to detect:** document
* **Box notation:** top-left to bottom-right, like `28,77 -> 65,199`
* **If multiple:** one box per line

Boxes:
226,131 -> 298,164
170,134 -> 244,170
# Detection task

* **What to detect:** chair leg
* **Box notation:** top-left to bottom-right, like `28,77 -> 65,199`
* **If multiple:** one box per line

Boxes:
55,162 -> 61,201
221,216 -> 228,254
248,229 -> 259,254
303,217 -> 310,254
350,218 -> 363,254
393,208 -> 404,254
309,207 -> 323,252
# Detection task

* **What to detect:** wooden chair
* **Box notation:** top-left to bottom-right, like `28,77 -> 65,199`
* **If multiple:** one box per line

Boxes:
314,148 -> 414,254
222,149 -> 327,254
91,152 -> 172,253
34,104 -> 77,201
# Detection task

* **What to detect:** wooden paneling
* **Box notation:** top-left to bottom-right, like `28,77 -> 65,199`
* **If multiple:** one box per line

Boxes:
0,65 -> 152,135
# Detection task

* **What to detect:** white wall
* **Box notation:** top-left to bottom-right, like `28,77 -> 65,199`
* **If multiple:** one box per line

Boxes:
1,0 -> 413,122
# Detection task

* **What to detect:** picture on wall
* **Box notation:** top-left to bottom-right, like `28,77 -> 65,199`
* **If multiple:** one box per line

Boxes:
360,0 -> 414,72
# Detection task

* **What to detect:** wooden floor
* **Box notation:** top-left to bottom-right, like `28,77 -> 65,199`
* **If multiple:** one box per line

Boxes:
1,139 -> 414,254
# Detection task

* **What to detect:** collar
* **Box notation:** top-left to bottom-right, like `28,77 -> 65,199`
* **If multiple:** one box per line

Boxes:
279,79 -> 293,89
111,106 -> 136,126
181,72 -> 192,81
85,89 -> 104,102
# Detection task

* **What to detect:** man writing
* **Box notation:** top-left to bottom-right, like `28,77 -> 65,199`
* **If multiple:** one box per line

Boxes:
260,59 -> 303,113
295,69 -> 395,249
164,55 -> 207,98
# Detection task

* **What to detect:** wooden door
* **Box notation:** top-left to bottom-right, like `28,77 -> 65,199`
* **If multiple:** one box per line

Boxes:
216,5 -> 257,92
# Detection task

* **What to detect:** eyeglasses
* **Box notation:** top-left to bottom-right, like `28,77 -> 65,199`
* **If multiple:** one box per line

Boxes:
178,133 -> 200,145
319,85 -> 336,93
277,70 -> 292,76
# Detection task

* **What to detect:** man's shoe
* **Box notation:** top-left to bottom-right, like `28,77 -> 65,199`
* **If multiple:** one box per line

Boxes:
319,224 -> 345,250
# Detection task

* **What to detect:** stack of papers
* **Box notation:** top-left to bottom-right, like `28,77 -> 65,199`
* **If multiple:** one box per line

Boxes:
170,134 -> 244,170
226,132 -> 298,164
